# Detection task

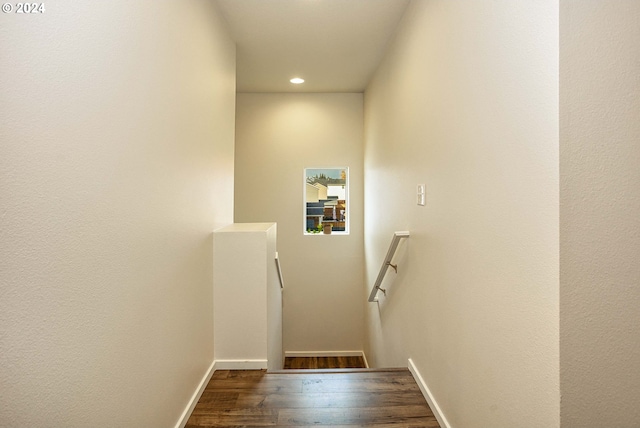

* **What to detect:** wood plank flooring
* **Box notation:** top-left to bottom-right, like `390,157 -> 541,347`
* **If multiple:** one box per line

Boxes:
283,356 -> 367,370
186,369 -> 440,427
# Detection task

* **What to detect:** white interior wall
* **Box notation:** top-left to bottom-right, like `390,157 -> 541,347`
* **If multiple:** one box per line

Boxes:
363,2 -> 559,427
560,1 -> 640,426
234,93 -> 364,353
0,1 -> 235,426
213,223 -> 282,371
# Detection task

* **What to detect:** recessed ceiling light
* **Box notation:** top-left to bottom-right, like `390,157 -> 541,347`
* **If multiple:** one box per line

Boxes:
290,77 -> 305,84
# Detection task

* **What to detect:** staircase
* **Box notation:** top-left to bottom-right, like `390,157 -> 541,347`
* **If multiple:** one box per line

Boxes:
282,355 -> 367,370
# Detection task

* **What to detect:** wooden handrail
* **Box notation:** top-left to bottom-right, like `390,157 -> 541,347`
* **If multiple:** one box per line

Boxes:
368,231 -> 410,302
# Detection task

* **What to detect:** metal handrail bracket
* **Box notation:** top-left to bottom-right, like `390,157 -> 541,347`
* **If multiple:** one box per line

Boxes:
275,252 -> 284,289
368,231 -> 410,302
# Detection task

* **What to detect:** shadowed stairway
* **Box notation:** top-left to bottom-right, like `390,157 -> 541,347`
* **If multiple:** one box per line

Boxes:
185,368 -> 440,427
283,356 -> 367,370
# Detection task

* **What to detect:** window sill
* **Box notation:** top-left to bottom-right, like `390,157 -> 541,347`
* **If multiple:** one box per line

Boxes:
304,231 -> 349,236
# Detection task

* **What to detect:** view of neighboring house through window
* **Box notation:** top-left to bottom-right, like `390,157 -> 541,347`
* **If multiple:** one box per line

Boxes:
304,168 -> 348,235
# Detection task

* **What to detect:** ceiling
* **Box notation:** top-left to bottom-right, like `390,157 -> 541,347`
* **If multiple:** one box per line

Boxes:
214,0 -> 410,93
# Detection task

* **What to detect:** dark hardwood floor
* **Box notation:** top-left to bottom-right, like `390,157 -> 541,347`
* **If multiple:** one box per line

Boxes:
283,356 -> 367,369
186,369 -> 440,427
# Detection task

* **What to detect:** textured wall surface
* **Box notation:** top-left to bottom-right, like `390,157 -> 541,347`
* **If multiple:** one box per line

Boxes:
363,1 -> 559,427
234,93 -> 365,353
0,1 -> 235,426
560,2 -> 640,427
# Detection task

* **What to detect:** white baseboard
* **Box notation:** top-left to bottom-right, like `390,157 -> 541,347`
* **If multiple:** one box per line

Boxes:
408,358 -> 452,428
214,359 -> 268,370
361,352 -> 370,368
285,350 -> 366,358
174,360 -> 216,428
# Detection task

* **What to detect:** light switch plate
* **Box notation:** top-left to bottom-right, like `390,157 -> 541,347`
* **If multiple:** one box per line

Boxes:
417,184 -> 425,206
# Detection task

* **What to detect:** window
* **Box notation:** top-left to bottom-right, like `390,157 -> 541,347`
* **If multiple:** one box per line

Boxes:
304,168 -> 348,235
